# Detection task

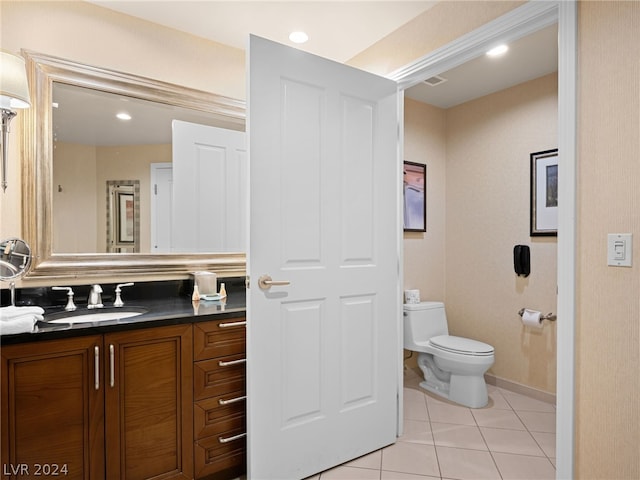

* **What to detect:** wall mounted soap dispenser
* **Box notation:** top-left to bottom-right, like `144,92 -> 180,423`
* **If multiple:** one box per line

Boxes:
514,245 -> 531,277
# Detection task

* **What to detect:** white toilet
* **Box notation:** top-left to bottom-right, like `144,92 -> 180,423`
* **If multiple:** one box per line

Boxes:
403,301 -> 494,408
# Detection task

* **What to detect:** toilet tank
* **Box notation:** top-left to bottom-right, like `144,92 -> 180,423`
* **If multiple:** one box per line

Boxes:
403,301 -> 449,350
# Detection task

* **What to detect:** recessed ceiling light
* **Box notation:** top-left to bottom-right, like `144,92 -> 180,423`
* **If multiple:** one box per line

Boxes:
116,112 -> 132,121
486,44 -> 509,57
289,31 -> 309,44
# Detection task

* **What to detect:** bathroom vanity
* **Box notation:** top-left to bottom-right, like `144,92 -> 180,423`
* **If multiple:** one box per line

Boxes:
1,281 -> 246,480
0,51 -> 250,480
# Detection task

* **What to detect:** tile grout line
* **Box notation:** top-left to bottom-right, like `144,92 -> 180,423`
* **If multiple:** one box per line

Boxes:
472,400 -> 506,480
494,386 -> 558,473
510,407 -> 558,467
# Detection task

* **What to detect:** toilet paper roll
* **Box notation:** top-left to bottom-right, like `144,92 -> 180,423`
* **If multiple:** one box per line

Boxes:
521,309 -> 543,328
404,290 -> 420,304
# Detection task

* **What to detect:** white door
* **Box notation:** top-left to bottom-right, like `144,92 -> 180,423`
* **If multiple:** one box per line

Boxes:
172,120 -> 247,252
150,162 -> 172,252
247,35 -> 401,479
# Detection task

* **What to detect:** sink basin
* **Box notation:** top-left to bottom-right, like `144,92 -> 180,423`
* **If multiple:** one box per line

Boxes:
46,307 -> 148,324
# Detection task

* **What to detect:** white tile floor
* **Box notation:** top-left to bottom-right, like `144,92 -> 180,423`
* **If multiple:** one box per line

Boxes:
308,368 -> 556,480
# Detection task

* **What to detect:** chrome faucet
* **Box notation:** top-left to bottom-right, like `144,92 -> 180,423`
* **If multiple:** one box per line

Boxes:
113,282 -> 134,307
87,284 -> 104,309
52,286 -> 77,311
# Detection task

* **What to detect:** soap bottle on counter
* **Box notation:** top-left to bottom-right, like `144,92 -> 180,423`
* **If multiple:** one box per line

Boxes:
192,284 -> 200,302
219,283 -> 227,299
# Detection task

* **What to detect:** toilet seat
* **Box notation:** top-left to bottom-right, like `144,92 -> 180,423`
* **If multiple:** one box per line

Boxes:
429,335 -> 494,357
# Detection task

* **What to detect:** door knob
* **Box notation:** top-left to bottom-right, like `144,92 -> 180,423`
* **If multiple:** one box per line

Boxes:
258,274 -> 291,290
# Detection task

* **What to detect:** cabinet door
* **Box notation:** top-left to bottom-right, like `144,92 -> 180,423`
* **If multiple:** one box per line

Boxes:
104,324 -> 193,480
1,335 -> 105,480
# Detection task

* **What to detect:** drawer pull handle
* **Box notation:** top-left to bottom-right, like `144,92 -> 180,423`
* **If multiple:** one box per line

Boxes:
94,346 -> 100,390
218,321 -> 246,328
218,358 -> 246,367
219,395 -> 246,405
219,432 -> 247,444
109,344 -> 115,388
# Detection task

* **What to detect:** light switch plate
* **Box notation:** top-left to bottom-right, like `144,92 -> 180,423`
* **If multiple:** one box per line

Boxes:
607,233 -> 633,267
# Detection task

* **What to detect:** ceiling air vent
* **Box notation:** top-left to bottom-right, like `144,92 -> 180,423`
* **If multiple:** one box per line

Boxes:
423,75 -> 447,87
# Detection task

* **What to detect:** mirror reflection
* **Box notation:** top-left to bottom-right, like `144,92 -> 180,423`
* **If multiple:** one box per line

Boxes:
51,82 -> 246,254
22,51 -> 246,280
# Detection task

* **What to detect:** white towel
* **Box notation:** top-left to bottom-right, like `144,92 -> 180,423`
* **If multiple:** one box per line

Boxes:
1,306 -> 45,320
1,306 -> 45,335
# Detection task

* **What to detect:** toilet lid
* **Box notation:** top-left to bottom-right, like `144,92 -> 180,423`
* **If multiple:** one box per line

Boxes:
429,335 -> 494,356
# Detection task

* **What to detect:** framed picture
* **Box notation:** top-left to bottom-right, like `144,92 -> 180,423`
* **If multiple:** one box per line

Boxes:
403,161 -> 426,232
118,192 -> 135,243
530,149 -> 558,236
106,180 -> 140,253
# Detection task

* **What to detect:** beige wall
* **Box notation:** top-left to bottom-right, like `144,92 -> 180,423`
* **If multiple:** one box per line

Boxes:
403,74 -> 558,393
52,143 -> 171,253
575,2 -> 640,478
0,1 -> 245,100
403,99 -> 447,302
52,143 -> 98,252
445,73 -> 558,393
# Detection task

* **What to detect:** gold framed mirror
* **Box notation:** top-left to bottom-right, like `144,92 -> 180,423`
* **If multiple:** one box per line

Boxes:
21,51 -> 246,280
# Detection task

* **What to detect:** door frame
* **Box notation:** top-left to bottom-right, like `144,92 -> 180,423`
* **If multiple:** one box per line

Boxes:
150,162 -> 172,253
388,2 -> 576,479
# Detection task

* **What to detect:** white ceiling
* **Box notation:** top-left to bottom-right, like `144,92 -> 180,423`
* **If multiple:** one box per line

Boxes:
87,0 -> 438,63
57,2 -> 558,145
404,23 -> 558,108
86,1 -> 558,106
52,83 -> 222,146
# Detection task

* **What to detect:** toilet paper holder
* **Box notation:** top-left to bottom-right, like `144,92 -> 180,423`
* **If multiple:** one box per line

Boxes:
518,308 -> 556,322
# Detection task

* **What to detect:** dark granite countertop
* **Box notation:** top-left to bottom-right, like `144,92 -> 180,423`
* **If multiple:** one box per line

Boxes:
1,278 -> 246,345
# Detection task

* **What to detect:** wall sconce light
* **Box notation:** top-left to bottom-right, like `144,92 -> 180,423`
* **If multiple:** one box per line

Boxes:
0,51 -> 31,192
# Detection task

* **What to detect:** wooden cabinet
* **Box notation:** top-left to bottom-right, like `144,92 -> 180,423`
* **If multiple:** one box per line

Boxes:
1,324 -> 193,480
193,317 -> 246,480
1,335 -> 105,480
104,325 -> 193,479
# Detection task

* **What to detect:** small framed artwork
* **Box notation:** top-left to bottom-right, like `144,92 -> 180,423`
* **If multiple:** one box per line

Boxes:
403,161 -> 426,232
107,180 -> 140,253
118,192 -> 135,243
530,149 -> 558,236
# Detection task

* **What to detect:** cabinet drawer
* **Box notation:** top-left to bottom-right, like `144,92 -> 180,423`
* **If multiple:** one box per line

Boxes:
194,318 -> 246,361
194,430 -> 246,480
195,393 -> 246,440
194,354 -> 245,401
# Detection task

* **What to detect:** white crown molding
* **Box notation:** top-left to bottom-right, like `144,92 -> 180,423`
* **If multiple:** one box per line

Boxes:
388,1 -> 559,90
